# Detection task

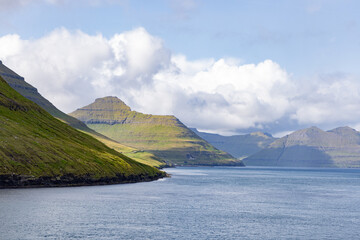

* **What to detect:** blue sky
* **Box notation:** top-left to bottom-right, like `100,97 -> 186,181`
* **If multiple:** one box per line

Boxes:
1,0 -> 360,136
3,0 -> 360,75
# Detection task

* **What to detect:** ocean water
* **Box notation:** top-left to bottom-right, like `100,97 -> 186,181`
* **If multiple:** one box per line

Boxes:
1,167 -> 360,240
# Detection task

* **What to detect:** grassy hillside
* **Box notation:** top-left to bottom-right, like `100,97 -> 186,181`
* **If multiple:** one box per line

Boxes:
191,128 -> 276,159
0,76 -> 165,187
70,97 -> 243,166
0,61 -> 165,168
0,62 -> 90,131
84,131 -> 166,168
244,126 -> 360,167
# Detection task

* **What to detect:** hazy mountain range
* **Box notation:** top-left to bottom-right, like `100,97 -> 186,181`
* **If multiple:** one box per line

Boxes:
191,128 -> 276,159
244,126 -> 360,167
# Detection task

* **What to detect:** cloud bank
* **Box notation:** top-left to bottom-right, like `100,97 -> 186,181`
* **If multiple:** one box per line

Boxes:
1,27 -> 359,135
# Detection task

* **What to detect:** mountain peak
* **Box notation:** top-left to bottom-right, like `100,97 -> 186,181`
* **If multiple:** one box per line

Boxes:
96,96 -> 122,102
306,126 -> 323,131
245,125 -> 360,167
293,126 -> 324,137
88,96 -> 131,112
250,131 -> 273,138
329,126 -> 356,133
328,126 -> 360,138
70,98 -> 241,166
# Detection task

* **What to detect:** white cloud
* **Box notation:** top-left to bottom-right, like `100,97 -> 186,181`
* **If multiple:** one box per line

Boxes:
0,34 -> 24,56
291,74 -> 360,126
1,27 -> 359,135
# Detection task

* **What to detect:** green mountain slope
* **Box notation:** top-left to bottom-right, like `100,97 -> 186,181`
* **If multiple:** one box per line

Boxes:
84,131 -> 166,168
0,61 -> 90,131
70,97 -> 243,166
244,126 -> 360,167
191,128 -> 276,159
0,76 -> 165,187
0,61 -> 165,168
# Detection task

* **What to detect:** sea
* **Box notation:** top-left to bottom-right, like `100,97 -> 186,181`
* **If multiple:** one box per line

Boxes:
1,167 -> 360,240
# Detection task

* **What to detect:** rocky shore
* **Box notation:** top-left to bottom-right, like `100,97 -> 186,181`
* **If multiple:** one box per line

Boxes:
0,172 -> 167,188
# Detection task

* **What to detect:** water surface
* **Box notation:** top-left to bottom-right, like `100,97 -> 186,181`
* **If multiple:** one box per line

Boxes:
1,167 -> 360,239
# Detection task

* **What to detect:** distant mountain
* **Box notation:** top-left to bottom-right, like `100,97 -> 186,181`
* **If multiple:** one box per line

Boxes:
0,61 -> 165,168
191,128 -> 276,159
244,126 -> 360,167
70,97 -> 243,166
0,75 -> 165,187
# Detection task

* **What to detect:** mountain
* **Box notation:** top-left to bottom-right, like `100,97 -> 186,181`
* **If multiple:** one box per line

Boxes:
0,61 -> 165,168
244,126 -> 360,167
70,97 -> 243,166
191,128 -> 276,159
0,60 -> 90,131
0,75 -> 165,187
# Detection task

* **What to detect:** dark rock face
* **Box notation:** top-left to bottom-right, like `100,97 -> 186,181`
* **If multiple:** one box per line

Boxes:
0,172 -> 167,188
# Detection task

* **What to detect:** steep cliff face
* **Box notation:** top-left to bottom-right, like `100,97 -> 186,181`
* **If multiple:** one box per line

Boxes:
0,62 -> 165,168
70,97 -> 243,166
244,126 -> 360,167
0,76 -> 165,188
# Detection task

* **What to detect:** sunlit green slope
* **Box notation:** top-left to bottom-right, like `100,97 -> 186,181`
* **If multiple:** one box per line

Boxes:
0,76 -> 165,187
0,61 -> 165,168
70,97 -> 244,166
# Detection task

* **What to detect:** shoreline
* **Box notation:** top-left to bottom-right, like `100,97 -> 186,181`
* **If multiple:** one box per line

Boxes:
0,171 -> 168,189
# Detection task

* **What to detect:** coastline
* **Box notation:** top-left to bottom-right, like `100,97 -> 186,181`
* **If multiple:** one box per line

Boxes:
0,171 -> 168,189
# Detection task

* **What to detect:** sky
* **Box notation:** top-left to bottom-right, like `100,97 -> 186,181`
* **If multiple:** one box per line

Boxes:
0,0 -> 360,136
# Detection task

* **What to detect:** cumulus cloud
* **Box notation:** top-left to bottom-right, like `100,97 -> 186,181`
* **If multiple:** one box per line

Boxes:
291,74 -> 360,126
1,27 -> 359,135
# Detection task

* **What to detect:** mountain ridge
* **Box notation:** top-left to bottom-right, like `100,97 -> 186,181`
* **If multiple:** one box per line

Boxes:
70,97 -> 243,166
244,126 -> 360,167
0,62 -> 166,168
191,128 -> 276,159
0,75 -> 165,187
